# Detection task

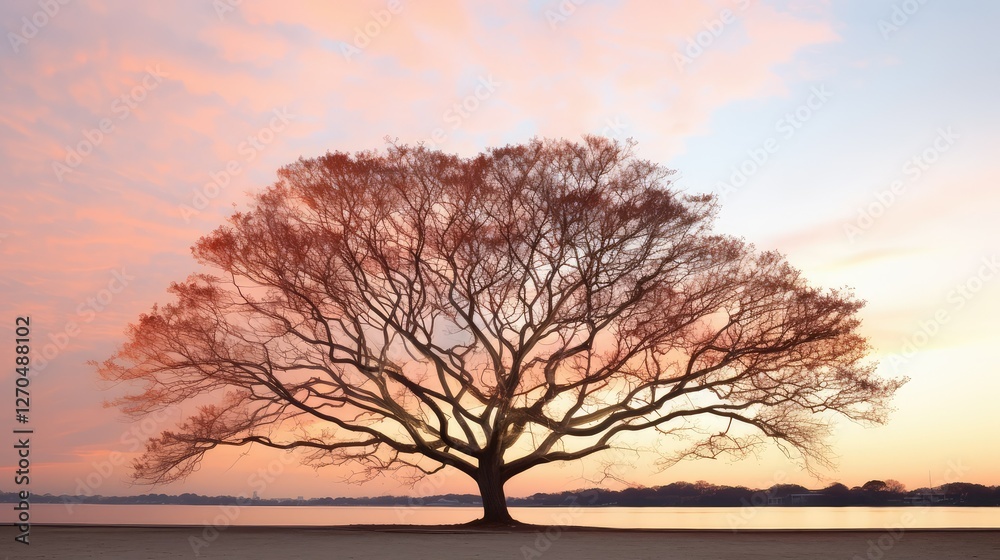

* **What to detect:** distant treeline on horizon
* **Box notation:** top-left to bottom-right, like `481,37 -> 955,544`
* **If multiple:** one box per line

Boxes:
3,480 -> 1000,508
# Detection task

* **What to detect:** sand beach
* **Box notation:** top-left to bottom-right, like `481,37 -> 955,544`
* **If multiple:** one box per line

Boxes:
6,525 -> 999,559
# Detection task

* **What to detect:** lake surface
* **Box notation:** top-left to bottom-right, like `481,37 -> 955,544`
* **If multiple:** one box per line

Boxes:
20,504 -> 1000,530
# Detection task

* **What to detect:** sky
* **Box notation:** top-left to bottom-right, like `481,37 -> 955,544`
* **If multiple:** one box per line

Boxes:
1,0 -> 998,504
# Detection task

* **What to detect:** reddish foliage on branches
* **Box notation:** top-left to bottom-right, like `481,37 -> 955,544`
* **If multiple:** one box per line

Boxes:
98,136 -> 904,523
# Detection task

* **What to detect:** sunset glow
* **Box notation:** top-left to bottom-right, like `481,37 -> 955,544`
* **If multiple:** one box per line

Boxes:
2,0 -> 998,504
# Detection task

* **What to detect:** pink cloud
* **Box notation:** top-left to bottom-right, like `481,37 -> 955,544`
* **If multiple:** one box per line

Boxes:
0,0 -> 859,497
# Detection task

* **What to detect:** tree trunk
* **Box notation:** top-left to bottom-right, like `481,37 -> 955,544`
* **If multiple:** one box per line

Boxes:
475,463 -> 514,524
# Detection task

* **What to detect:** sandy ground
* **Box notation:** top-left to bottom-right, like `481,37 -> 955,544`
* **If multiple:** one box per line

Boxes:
5,526 -> 999,559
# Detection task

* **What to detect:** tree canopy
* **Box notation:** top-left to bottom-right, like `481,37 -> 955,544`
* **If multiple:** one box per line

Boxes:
98,136 -> 904,524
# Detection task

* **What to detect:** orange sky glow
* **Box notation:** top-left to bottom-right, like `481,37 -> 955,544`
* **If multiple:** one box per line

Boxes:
1,0 -> 998,501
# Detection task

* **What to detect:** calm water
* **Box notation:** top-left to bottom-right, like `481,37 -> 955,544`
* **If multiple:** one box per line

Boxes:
19,504 -> 1000,529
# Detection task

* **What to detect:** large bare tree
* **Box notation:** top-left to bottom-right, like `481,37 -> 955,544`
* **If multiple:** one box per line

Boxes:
98,136 -> 903,524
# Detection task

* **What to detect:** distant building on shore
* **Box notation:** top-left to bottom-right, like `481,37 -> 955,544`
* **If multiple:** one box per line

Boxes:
789,493 -> 826,505
903,491 -> 948,505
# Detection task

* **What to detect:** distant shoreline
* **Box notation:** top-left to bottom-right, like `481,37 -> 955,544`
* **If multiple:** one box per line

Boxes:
6,500 -> 1000,508
4,479 -> 999,508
